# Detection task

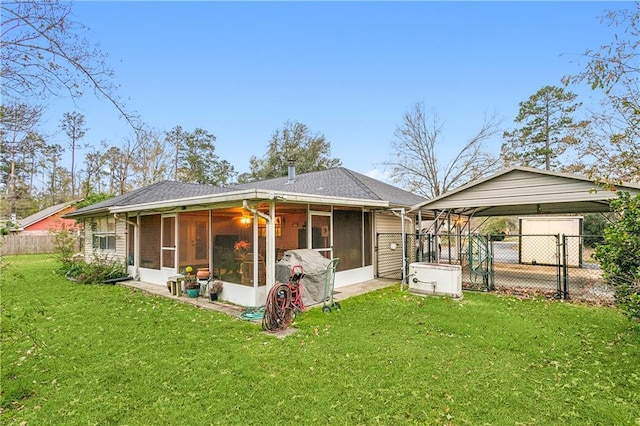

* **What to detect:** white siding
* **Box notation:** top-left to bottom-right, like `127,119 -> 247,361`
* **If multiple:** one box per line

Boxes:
82,216 -> 127,264
114,219 -> 127,263
375,213 -> 403,234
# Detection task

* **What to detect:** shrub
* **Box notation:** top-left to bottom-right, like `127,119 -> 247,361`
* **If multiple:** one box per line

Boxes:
50,223 -> 79,271
583,213 -> 609,248
65,253 -> 127,285
595,191 -> 640,322
488,232 -> 506,241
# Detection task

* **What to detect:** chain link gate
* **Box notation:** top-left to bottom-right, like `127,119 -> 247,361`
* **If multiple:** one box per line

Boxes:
376,233 -> 416,280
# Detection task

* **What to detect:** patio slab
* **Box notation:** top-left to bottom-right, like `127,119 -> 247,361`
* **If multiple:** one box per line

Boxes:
118,278 -> 398,319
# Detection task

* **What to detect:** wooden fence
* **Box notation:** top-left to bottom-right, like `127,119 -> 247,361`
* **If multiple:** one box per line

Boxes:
1,233 -> 80,256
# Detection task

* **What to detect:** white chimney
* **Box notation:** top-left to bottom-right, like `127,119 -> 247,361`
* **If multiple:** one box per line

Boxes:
287,159 -> 295,184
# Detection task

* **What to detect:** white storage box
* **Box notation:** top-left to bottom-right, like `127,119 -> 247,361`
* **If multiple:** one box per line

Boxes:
408,262 -> 463,299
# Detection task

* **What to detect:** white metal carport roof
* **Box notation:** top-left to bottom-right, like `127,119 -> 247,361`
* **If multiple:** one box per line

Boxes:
409,167 -> 640,217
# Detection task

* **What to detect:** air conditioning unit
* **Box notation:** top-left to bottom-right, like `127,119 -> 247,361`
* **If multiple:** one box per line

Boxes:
408,262 -> 463,299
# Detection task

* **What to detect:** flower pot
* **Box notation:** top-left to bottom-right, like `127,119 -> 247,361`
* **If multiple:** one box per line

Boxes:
197,268 -> 210,279
186,288 -> 200,298
209,292 -> 218,301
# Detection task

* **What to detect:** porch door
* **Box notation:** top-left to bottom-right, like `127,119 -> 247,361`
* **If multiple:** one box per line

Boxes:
310,213 -> 332,259
178,213 -> 209,268
161,215 -> 176,271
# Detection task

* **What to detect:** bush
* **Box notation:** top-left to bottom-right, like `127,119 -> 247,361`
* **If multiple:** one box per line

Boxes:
595,192 -> 640,322
65,253 -> 127,285
583,213 -> 609,248
50,223 -> 79,271
488,232 -> 506,241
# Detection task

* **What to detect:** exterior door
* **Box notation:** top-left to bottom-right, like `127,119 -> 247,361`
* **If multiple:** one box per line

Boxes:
178,212 -> 209,268
310,213 -> 332,259
161,215 -> 176,271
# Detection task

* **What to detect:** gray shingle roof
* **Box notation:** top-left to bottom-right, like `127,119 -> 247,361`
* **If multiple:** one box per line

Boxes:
69,168 -> 426,216
233,168 -> 426,206
70,181 -> 232,216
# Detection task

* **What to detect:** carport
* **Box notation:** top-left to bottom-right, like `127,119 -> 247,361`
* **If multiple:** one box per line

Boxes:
408,166 -> 640,302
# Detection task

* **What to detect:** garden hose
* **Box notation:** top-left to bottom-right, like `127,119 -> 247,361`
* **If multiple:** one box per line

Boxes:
262,282 -> 294,332
239,307 -> 265,321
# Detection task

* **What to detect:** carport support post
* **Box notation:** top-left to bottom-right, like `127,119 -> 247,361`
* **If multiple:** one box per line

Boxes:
417,210 -> 422,262
401,208 -> 406,286
562,234 -> 569,300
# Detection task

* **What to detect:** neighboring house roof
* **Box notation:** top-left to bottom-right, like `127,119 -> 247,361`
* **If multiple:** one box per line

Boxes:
67,168 -> 427,218
17,200 -> 80,230
410,166 -> 640,217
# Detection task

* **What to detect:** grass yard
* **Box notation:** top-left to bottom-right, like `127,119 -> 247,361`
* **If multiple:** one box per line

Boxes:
2,254 -> 639,425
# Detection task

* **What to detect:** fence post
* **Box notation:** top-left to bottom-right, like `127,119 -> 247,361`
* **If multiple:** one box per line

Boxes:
555,234 -> 562,299
562,234 -> 569,300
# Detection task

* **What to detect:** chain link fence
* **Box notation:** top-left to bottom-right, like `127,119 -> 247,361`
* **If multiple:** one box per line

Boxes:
408,232 -> 614,305
376,233 -> 415,280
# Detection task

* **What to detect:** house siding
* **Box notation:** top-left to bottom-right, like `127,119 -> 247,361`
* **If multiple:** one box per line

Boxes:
82,216 -> 127,264
375,213 -> 403,234
23,207 -> 79,232
114,219 -> 127,263
83,218 -> 92,259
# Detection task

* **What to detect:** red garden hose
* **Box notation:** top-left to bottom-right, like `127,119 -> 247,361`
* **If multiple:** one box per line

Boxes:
261,265 -> 305,332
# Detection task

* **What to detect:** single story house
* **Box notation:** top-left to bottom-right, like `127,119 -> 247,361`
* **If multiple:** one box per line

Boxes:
65,167 -> 427,307
16,200 -> 81,233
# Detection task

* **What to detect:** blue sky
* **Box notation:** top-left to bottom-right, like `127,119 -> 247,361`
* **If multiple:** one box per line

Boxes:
42,1 -> 625,181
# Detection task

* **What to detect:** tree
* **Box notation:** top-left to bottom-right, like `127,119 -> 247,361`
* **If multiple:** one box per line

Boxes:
37,142 -> 65,205
165,125 -> 186,181
562,4 -> 640,183
0,103 -> 43,218
166,126 -> 236,186
1,0 -> 136,128
502,86 -> 588,171
103,145 -> 134,195
595,192 -> 640,322
60,112 -> 87,198
385,102 -> 502,199
131,128 -> 171,187
82,143 -> 108,197
245,120 -> 341,182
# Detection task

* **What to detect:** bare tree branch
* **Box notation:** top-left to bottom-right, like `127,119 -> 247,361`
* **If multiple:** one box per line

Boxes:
385,102 -> 502,199
1,1 -> 139,132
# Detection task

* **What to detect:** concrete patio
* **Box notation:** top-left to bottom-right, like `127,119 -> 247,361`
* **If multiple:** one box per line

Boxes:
118,277 -> 398,319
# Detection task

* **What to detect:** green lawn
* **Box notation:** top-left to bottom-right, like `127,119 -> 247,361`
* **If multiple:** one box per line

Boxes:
2,254 -> 639,425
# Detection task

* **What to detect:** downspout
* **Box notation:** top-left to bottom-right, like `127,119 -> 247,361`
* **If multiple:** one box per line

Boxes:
242,200 -> 275,300
390,208 -> 413,288
114,213 -> 139,280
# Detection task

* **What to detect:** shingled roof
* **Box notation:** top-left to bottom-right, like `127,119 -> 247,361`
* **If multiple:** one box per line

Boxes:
70,180 -> 233,216
17,200 -> 80,229
233,167 -> 425,207
68,167 -> 426,217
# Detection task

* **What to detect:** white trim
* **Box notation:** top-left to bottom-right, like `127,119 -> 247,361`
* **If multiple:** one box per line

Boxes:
108,189 -> 388,214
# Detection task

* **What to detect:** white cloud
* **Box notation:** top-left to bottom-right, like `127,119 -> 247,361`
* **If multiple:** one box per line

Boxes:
365,168 -> 392,183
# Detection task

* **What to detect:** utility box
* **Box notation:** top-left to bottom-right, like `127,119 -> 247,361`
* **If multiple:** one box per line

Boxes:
408,262 -> 463,299
519,216 -> 583,266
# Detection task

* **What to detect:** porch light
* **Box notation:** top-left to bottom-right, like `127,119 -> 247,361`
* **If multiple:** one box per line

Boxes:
240,216 -> 251,226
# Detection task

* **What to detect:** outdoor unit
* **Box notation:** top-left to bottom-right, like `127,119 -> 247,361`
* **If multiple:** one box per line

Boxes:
408,262 -> 463,299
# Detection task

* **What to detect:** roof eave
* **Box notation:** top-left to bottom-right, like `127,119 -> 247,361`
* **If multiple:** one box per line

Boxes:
106,189 -> 388,214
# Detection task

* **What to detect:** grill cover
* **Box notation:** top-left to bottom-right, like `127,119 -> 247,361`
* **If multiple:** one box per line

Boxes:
275,249 -> 331,306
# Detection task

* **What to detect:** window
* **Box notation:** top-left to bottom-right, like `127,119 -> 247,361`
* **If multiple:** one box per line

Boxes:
92,216 -> 116,251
